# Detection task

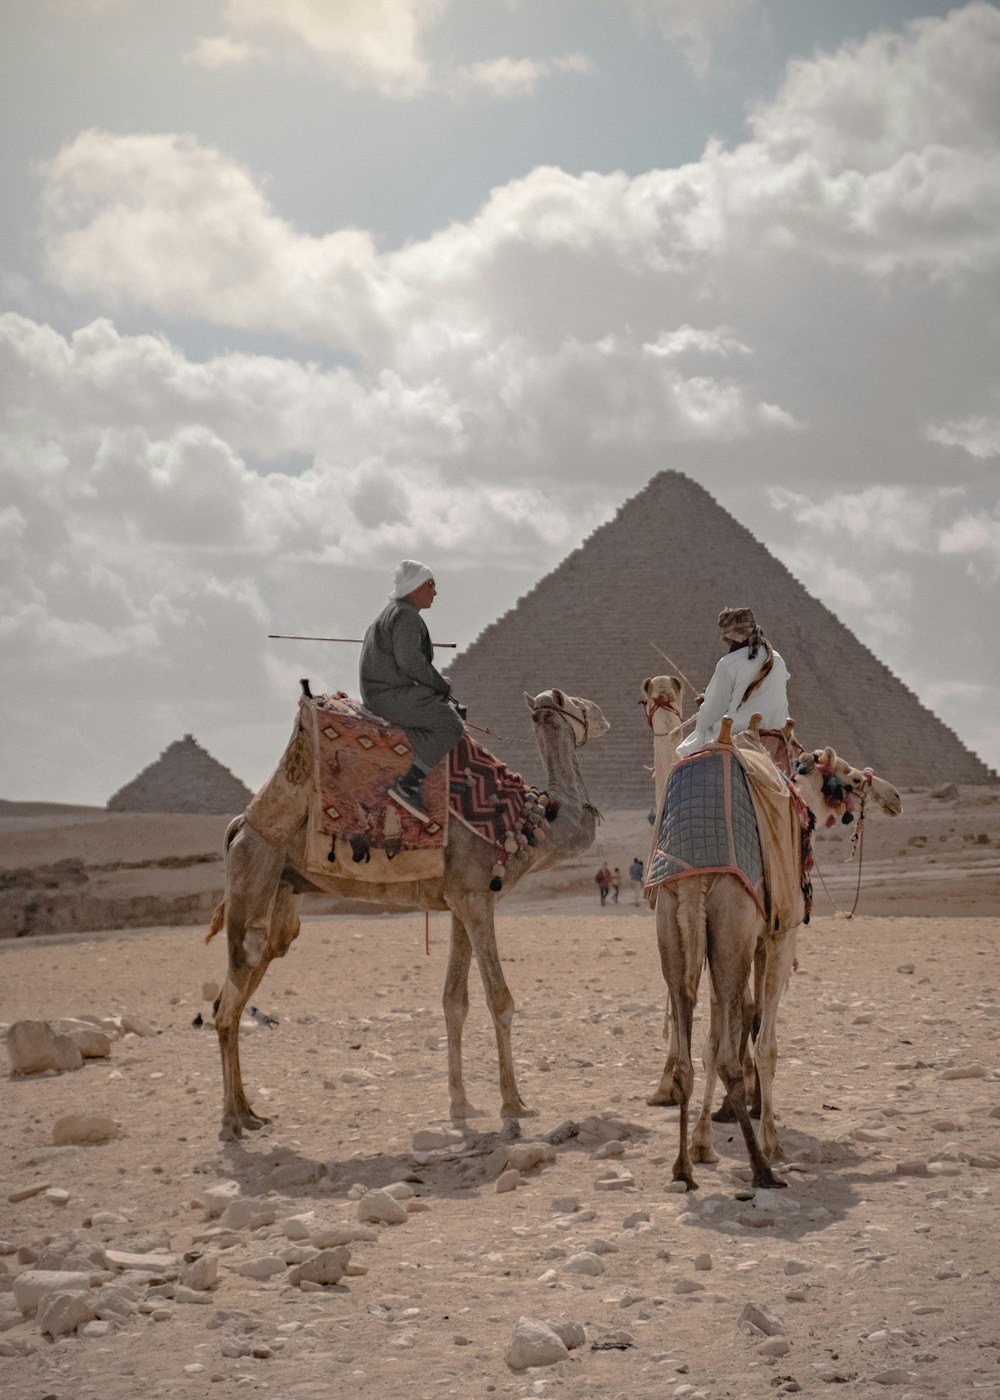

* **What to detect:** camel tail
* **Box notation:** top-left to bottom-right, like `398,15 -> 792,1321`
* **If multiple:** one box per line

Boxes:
205,901 -> 225,945
203,813 -> 247,944
677,878 -> 708,1003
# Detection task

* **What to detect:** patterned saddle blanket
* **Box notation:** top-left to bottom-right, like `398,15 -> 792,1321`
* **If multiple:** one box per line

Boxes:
646,748 -> 766,915
303,694 -> 551,885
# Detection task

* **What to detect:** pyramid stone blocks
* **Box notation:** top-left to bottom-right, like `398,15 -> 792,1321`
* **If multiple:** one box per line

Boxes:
106,735 -> 253,814
445,472 -> 993,808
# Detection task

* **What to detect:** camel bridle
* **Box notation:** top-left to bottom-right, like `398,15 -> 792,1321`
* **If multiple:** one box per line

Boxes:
541,697 -> 590,747
643,692 -> 682,732
793,760 -> 874,919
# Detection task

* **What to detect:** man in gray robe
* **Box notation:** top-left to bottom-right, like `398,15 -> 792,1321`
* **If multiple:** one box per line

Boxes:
360,559 -> 464,822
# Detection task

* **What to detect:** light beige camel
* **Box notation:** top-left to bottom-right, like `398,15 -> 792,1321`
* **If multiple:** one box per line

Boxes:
208,688 -> 609,1140
658,721 -> 901,1190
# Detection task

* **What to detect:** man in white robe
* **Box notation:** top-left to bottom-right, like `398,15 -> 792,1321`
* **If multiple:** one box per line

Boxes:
677,606 -> 789,757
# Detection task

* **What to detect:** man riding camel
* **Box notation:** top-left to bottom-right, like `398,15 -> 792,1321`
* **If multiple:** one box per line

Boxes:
360,559 -> 465,823
677,606 -> 790,757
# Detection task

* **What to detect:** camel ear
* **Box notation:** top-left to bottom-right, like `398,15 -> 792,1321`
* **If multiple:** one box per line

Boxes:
523,691 -> 537,712
551,688 -> 565,706
642,677 -> 653,698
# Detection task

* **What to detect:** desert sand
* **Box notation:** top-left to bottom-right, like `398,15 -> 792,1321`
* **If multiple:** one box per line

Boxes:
2,788 -> 1000,1399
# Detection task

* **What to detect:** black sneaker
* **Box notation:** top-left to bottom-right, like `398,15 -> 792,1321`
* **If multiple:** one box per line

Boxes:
388,776 -> 430,823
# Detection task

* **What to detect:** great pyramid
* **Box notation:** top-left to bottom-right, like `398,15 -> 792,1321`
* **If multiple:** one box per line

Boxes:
106,734 -> 253,814
445,471 -> 993,806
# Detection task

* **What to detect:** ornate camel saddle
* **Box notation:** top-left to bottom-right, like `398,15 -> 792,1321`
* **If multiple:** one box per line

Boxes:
302,693 -> 552,885
646,738 -> 813,931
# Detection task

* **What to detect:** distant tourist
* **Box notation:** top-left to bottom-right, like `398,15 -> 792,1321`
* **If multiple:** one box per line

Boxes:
611,867 -> 621,903
677,606 -> 789,756
628,856 -> 644,904
595,863 -> 612,905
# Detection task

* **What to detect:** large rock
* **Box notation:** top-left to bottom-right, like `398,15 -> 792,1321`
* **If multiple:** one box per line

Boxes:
505,1315 -> 570,1370
52,1115 -> 120,1146
356,1189 -> 408,1225
288,1247 -> 355,1287
13,1270 -> 93,1317
6,1021 -> 83,1076
103,1250 -> 178,1276
37,1291 -> 97,1338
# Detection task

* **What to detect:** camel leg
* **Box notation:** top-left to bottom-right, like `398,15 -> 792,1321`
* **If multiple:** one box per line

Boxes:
691,1000 -> 721,1163
214,825 -> 285,1139
442,911 -> 485,1121
706,895 -> 784,1190
711,975 -> 756,1122
655,885 -> 702,1188
446,892 -> 532,1121
646,1003 -> 684,1107
756,929 -> 797,1163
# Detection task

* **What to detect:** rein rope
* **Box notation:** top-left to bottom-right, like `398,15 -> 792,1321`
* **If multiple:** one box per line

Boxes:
809,774 -> 871,919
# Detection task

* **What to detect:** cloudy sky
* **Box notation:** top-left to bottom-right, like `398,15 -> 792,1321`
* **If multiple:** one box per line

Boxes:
2,0 -> 998,804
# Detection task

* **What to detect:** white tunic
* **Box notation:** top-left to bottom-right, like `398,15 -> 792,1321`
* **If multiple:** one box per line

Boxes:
677,646 -> 790,756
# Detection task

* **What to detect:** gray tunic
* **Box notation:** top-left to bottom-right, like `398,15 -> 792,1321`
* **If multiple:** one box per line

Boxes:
359,600 -> 462,769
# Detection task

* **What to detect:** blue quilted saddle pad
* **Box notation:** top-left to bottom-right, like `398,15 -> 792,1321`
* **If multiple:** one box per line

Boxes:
647,749 -> 764,908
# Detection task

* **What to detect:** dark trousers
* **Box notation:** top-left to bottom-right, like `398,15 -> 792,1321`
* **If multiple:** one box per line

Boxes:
364,685 -> 464,770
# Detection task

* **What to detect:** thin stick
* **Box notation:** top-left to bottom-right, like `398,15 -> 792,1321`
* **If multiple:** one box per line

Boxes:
269,634 -> 457,647
649,642 -> 699,696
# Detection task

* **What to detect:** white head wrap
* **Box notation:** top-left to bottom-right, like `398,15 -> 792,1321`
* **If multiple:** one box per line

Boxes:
391,559 -> 434,599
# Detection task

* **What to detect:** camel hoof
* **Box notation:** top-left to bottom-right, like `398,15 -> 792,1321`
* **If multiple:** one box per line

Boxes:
692,1144 -> 719,1165
672,1173 -> 698,1191
753,1171 -> 786,1190
646,1086 -> 682,1107
711,1097 -> 738,1123
450,1102 -> 487,1122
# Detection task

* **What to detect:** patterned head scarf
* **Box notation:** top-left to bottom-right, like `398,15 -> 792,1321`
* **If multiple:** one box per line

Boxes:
718,606 -> 773,703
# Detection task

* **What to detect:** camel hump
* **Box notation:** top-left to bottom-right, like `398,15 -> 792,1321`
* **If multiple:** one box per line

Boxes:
718,715 -> 734,746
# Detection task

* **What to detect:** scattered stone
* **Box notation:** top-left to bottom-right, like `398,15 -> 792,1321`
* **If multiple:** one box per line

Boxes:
505,1315 -> 570,1370
13,1271 -> 93,1317
220,1198 -> 275,1230
288,1247 -> 361,1287
496,1169 -> 521,1193
57,1024 -> 113,1059
7,1182 -> 50,1204
37,1290 -> 97,1338
594,1140 -> 626,1159
44,1188 -> 70,1207
506,1142 -> 557,1173
51,1114 -> 120,1146
311,1224 -> 377,1248
624,1210 -> 651,1229
411,1128 -> 465,1152
739,1303 -> 785,1337
594,1170 -> 636,1190
871,1369 -> 914,1385
693,1253 -> 712,1271
356,1189 -> 408,1225
233,1256 -> 285,1280
79,1319 -> 112,1337
759,1337 -> 792,1357
564,1252 -> 604,1276
895,1160 -> 930,1177
180,1254 -> 218,1291
6,1021 -> 83,1076
118,1012 -> 157,1037
104,1250 -> 178,1275
201,1181 -> 241,1218
784,1260 -> 809,1275
674,1279 -> 705,1295
550,1196 -> 581,1214
282,1213 -> 316,1240
940,1064 -> 987,1081
543,1120 -> 580,1145
545,1317 -> 586,1349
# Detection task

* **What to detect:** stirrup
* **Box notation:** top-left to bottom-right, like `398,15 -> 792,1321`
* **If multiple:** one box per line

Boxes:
388,778 -> 430,823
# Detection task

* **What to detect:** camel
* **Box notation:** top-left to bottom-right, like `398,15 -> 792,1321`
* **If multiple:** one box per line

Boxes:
208,687 -> 609,1140
656,718 -> 902,1190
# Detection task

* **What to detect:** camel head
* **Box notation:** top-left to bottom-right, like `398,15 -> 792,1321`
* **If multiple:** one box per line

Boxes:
641,675 -> 684,735
524,688 -> 610,747
792,747 -> 902,824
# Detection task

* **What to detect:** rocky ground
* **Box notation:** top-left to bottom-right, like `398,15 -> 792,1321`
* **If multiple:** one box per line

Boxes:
2,789 -> 1000,1399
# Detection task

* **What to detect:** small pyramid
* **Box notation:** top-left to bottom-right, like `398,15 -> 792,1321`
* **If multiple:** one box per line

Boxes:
106,735 -> 254,814
445,471 -> 993,806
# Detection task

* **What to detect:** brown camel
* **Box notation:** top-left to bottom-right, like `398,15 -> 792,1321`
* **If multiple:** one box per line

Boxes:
208,688 -> 609,1140
657,719 -> 901,1190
